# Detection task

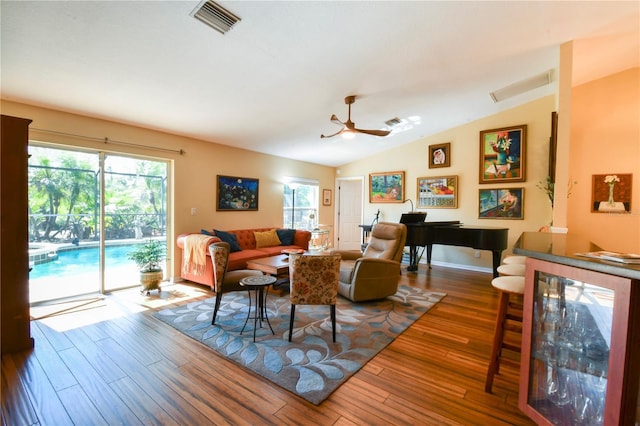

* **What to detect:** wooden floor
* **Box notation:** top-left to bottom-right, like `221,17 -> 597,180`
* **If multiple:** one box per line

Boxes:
2,264 -> 535,425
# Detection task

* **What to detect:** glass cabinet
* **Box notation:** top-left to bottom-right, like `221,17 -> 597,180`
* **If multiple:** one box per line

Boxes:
519,258 -> 639,425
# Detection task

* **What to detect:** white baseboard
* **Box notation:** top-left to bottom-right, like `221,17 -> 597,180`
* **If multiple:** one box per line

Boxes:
421,260 -> 493,275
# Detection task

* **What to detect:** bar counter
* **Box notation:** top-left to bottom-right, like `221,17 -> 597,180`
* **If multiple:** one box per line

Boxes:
513,232 -> 640,280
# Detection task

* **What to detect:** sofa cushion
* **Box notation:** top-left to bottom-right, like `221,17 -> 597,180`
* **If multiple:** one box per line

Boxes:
214,229 -> 242,252
276,228 -> 296,245
254,229 -> 281,248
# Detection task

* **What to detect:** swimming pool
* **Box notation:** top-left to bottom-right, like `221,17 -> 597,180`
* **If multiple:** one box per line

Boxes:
29,242 -> 167,303
29,245 -> 139,279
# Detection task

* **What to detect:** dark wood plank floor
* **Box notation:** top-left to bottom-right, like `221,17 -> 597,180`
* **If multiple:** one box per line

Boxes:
2,264 -> 535,425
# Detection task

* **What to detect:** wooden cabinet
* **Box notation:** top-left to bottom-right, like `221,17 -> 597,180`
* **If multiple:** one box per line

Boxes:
518,257 -> 640,425
1,114 -> 34,353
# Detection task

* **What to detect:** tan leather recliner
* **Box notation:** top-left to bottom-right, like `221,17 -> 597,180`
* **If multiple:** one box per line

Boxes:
332,222 -> 407,302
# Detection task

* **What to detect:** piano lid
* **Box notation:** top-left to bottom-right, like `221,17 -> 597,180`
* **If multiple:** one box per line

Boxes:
399,212 -> 427,224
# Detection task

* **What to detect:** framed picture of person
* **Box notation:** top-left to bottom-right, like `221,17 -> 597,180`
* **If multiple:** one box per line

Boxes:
428,142 -> 451,168
478,187 -> 524,219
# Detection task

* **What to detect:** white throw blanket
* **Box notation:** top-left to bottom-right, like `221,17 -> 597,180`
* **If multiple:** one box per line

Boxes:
182,234 -> 215,276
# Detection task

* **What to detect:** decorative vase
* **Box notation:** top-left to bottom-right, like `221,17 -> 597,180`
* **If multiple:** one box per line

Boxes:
608,184 -> 615,206
496,151 -> 508,165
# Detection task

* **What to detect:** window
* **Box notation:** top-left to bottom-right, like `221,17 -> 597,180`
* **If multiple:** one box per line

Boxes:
283,178 -> 319,230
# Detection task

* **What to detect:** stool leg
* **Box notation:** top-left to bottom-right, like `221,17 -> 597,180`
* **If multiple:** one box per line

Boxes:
485,291 -> 510,393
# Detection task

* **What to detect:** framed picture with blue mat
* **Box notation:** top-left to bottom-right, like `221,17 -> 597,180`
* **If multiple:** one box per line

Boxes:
216,175 -> 259,211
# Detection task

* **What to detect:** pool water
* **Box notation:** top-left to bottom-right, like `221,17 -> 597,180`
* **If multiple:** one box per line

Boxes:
29,245 -> 138,280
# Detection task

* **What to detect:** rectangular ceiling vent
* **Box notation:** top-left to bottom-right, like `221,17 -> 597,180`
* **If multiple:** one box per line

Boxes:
490,69 -> 554,103
192,1 -> 241,35
385,117 -> 403,127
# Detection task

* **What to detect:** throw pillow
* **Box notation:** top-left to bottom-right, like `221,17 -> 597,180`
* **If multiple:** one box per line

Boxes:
213,229 -> 242,252
201,229 -> 214,236
276,229 -> 296,246
254,229 -> 281,248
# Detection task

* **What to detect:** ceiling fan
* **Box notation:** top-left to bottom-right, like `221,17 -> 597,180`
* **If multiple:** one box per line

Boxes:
320,95 -> 391,139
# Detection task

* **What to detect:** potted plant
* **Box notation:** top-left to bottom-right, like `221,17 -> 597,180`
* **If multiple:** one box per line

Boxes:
128,239 -> 166,295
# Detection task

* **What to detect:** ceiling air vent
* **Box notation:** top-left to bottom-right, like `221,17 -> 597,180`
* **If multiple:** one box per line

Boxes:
490,69 -> 554,103
385,117 -> 402,127
192,1 -> 241,35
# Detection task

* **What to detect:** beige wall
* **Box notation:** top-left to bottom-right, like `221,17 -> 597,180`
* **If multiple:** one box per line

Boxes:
1,101 -> 336,281
337,96 -> 557,273
568,68 -> 640,252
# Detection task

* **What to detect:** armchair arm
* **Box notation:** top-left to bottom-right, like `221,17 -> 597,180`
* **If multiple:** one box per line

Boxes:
331,249 -> 362,261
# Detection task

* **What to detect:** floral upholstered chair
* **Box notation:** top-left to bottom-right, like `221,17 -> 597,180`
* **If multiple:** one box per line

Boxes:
288,252 -> 341,342
208,242 -> 263,325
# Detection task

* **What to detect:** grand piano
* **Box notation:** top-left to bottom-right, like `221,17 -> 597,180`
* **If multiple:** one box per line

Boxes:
400,215 -> 509,277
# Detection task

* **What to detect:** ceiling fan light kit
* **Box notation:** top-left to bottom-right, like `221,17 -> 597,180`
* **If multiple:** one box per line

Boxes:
321,96 -> 391,139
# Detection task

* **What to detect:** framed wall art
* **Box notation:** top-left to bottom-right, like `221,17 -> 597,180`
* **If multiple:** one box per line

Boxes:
479,187 -> 524,219
591,173 -> 632,213
322,189 -> 332,206
428,142 -> 451,168
369,171 -> 405,203
216,175 -> 259,211
479,124 -> 527,184
417,175 -> 458,208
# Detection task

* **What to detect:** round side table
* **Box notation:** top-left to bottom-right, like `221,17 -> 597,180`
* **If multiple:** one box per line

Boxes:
240,274 -> 277,341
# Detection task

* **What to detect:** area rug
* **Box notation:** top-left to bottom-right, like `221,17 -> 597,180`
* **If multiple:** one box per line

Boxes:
153,285 -> 445,405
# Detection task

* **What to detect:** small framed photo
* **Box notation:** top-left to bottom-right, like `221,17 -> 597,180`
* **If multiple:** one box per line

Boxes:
322,189 -> 332,206
216,175 -> 259,211
428,142 -> 451,168
369,171 -> 405,203
479,187 -> 524,219
417,176 -> 458,208
591,173 -> 632,213
479,124 -> 526,183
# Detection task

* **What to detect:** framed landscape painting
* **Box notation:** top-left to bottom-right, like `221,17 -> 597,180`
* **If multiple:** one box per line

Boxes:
216,175 -> 259,211
479,187 -> 524,219
417,176 -> 458,208
479,124 -> 526,184
370,171 -> 405,203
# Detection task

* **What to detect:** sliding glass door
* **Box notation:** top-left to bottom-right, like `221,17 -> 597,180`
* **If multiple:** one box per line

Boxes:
28,145 -> 168,303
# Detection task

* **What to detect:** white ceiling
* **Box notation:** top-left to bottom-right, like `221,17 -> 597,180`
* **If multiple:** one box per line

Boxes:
2,1 -> 638,167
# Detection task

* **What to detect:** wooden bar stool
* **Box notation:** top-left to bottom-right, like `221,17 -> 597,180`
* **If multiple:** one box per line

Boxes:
497,263 -> 526,277
485,275 -> 525,393
502,255 -> 526,265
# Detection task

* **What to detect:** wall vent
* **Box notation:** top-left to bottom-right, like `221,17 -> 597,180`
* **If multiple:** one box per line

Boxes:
192,1 -> 241,35
490,69 -> 554,103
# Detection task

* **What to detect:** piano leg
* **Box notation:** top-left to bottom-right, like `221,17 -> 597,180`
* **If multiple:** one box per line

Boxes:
491,250 -> 503,278
426,244 -> 433,269
407,245 -> 418,271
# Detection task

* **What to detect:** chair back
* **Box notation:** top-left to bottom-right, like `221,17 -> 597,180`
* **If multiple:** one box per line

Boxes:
289,253 -> 341,305
362,222 -> 407,263
208,242 -> 230,293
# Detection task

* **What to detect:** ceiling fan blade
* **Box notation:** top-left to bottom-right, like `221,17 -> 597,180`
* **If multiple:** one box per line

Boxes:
330,114 -> 344,125
354,128 -> 391,137
320,128 -> 345,139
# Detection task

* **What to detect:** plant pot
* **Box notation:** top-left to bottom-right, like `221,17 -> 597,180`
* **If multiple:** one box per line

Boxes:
140,270 -> 163,295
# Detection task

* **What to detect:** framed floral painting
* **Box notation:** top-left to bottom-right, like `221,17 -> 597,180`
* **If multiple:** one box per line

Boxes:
479,187 -> 524,219
369,171 -> 405,203
417,176 -> 458,208
479,124 -> 527,184
591,173 -> 632,213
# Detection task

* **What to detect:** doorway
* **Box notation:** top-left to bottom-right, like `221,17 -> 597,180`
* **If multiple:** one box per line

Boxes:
336,177 -> 364,250
28,145 -> 169,304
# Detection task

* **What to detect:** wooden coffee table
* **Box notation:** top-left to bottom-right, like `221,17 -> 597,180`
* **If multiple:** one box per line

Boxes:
246,254 -> 290,279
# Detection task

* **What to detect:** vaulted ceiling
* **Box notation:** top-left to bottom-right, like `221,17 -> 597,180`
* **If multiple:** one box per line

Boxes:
2,1 -> 638,167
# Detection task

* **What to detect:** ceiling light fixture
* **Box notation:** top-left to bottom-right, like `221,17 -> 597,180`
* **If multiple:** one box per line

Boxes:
490,69 -> 554,103
341,129 -> 356,140
192,1 -> 241,35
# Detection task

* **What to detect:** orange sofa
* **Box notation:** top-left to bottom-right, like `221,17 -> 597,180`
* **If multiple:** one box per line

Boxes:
176,228 -> 311,288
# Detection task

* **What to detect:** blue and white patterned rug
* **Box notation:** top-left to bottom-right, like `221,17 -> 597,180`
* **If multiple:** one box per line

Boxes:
153,285 -> 445,405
